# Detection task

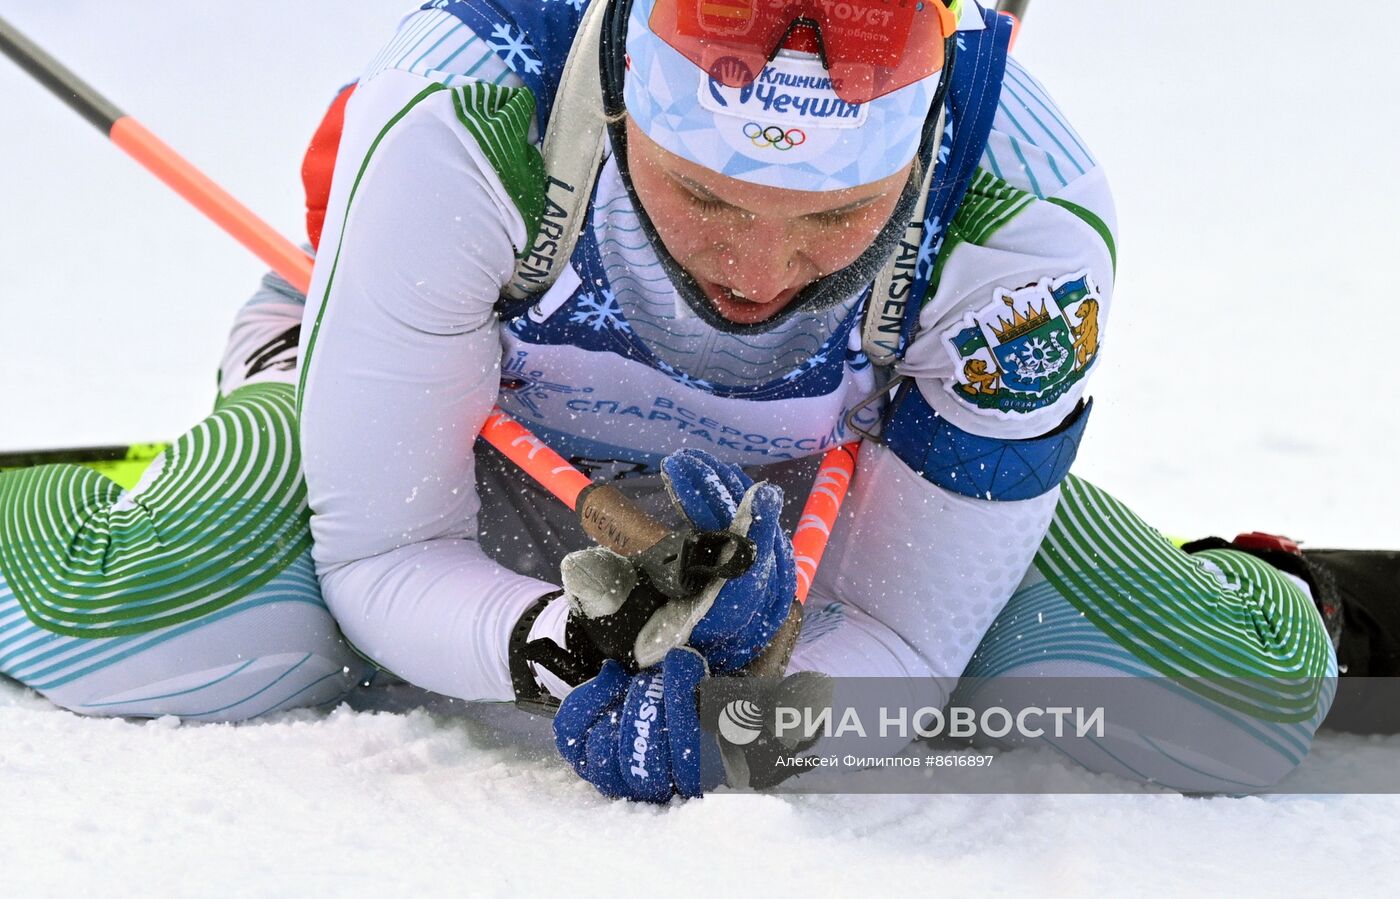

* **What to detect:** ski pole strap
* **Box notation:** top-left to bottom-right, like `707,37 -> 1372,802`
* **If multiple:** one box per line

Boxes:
886,6 -> 1012,362
509,590 -> 567,715
862,106 -> 945,368
576,483 -> 755,599
501,0 -> 610,302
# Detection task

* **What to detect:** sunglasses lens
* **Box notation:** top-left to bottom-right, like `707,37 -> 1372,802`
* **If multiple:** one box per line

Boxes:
650,0 -> 953,104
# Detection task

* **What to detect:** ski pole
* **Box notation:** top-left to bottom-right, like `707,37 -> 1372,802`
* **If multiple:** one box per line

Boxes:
0,15 -> 738,594
0,443 -> 170,469
792,442 -> 859,604
0,443 -> 171,492
996,0 -> 1031,48
0,17 -> 314,293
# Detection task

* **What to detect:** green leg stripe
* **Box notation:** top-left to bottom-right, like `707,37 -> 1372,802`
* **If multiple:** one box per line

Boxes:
0,383 -> 312,637
1032,476 -> 1331,722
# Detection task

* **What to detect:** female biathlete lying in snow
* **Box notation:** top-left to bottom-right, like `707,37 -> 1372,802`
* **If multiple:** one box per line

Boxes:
1,0 -> 1387,798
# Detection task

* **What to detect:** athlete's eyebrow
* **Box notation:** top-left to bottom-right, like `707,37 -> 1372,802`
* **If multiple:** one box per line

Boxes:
671,172 -> 741,209
812,194 -> 881,218
670,171 -> 882,219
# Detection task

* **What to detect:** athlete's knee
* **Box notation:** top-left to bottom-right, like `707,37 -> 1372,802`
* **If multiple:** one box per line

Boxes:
954,667 -> 1334,793
2,541 -> 363,723
961,556 -> 1337,793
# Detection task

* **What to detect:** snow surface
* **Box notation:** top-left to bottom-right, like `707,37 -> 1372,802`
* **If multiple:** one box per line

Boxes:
2,1 -> 1399,895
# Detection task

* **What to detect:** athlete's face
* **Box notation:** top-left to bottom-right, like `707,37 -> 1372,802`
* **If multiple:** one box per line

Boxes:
625,118 -> 913,325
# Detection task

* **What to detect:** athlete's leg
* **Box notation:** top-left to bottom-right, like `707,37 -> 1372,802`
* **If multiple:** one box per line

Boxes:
0,270 -> 365,722
0,382 -> 364,722
954,475 -> 1337,793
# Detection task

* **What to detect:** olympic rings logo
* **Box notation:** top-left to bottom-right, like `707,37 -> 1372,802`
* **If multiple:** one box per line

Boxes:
743,123 -> 807,151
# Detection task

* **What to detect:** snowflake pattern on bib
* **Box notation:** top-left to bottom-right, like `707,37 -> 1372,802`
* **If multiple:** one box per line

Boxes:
569,288 -> 631,333
486,23 -> 542,75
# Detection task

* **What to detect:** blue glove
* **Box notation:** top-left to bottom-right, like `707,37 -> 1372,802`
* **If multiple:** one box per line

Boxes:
554,648 -> 709,803
636,449 -> 797,673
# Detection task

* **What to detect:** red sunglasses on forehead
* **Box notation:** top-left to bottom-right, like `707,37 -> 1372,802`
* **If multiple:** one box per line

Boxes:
648,0 -> 959,105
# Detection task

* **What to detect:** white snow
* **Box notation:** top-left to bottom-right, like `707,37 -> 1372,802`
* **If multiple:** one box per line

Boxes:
2,1 -> 1399,895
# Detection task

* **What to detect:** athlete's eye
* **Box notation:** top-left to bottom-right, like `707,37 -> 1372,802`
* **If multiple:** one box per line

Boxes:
681,187 -> 728,214
806,208 -> 856,226
806,198 -> 879,226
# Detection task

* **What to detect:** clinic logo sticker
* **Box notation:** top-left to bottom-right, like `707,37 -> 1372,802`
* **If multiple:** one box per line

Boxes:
943,271 -> 1103,416
700,53 -> 867,129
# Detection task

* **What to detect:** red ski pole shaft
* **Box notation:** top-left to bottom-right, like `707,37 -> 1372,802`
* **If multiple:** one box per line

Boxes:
110,119 -> 315,293
0,17 -> 597,519
792,442 -> 860,605
479,410 -> 594,509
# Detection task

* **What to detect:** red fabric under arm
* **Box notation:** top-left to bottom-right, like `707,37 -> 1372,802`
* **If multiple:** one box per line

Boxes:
301,83 -> 356,252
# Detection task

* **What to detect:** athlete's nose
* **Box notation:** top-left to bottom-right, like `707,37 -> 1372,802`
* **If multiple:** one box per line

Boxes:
718,220 -> 798,303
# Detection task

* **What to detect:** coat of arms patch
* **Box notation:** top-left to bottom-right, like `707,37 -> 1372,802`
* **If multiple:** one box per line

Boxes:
943,271 -> 1102,416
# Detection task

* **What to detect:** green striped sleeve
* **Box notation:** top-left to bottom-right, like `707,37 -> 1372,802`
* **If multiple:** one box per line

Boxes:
950,169 -> 1036,246
450,83 -> 545,252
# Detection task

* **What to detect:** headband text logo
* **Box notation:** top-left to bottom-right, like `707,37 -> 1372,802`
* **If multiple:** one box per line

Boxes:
699,54 -> 869,130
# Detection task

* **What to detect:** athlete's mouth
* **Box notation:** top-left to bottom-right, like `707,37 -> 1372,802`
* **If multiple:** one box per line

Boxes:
697,278 -> 803,325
